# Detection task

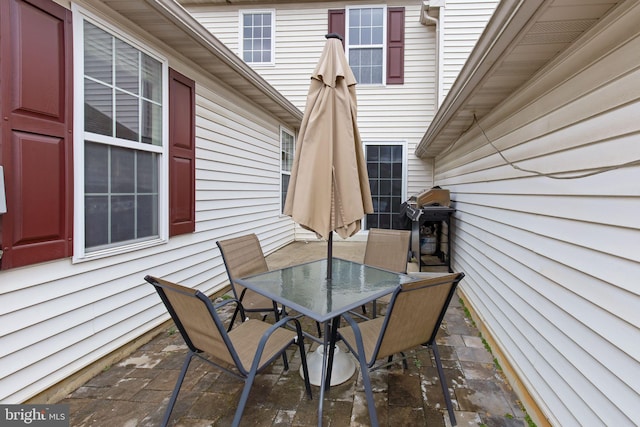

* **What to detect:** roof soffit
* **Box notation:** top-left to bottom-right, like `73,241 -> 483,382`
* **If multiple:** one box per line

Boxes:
98,0 -> 302,129
416,0 -> 620,158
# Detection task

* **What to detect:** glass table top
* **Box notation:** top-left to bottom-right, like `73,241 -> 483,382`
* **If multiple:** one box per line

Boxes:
236,257 -> 416,322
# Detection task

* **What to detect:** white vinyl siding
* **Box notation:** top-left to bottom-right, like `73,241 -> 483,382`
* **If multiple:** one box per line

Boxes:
194,82 -> 295,248
190,1 -> 437,209
434,4 -> 640,425
440,0 -> 499,100
0,6 -> 296,404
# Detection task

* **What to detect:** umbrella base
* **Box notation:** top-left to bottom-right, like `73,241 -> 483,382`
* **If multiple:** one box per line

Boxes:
299,344 -> 355,386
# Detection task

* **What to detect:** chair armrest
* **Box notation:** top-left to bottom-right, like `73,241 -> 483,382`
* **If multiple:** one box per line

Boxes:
248,315 -> 305,371
339,312 -> 369,366
271,315 -> 303,335
341,312 -> 359,329
339,312 -> 365,344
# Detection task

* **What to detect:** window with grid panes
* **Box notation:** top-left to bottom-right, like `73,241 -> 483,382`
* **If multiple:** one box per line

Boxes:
241,11 -> 274,64
281,128 -> 295,212
81,19 -> 164,254
347,7 -> 384,84
366,144 -> 403,229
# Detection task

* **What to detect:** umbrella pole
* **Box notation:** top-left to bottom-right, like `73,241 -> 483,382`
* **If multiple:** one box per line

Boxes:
327,231 -> 333,280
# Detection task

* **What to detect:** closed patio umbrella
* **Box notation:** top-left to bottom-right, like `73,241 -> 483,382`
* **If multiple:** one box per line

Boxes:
284,33 -> 373,277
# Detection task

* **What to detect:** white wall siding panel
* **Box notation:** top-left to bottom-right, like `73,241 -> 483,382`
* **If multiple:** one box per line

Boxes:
441,0 -> 499,99
0,11 -> 295,403
189,8 -> 240,52
435,4 -> 640,425
190,1 -> 439,203
194,84 -> 293,243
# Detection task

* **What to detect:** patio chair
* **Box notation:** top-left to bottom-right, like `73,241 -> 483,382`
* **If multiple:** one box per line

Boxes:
217,233 -> 323,337
216,234 -> 281,331
363,228 -> 411,317
338,272 -> 465,427
144,275 -> 312,427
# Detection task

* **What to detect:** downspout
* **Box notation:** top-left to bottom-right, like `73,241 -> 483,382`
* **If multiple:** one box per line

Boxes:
420,1 -> 444,108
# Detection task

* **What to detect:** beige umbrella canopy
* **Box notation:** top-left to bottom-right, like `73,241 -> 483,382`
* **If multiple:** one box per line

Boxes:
284,34 -> 373,243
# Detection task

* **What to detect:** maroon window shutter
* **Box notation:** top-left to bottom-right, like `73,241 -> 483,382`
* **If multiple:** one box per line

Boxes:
328,9 -> 345,49
386,7 -> 405,85
168,68 -> 196,236
0,0 -> 73,269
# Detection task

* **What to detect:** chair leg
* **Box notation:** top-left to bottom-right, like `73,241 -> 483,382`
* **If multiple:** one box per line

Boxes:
340,313 -> 379,426
267,302 -> 290,369
324,320 -> 340,392
232,371 -> 257,427
433,344 -> 456,426
357,352 -> 379,427
296,331 -> 313,399
385,353 -> 408,369
161,351 -> 194,427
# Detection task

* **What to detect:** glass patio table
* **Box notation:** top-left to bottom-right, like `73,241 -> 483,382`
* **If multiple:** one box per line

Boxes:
235,257 -> 417,426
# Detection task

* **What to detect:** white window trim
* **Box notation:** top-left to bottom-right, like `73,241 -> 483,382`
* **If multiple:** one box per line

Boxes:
71,5 -> 170,263
345,5 -> 388,86
279,126 -> 295,215
362,140 -> 407,229
238,9 -> 276,66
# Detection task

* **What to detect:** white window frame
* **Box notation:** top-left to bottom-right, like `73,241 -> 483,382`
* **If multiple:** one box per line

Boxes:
239,9 -> 276,66
346,5 -> 387,86
72,5 -> 169,262
280,126 -> 295,215
363,141 -> 407,229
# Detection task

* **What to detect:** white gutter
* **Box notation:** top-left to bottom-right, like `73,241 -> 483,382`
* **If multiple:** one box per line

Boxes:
149,0 -> 304,123
415,0 -> 543,158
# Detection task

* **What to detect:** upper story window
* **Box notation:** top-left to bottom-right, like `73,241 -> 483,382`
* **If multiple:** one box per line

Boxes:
329,7 -> 405,85
347,7 -> 385,85
76,14 -> 168,259
280,127 -> 295,212
240,10 -> 275,64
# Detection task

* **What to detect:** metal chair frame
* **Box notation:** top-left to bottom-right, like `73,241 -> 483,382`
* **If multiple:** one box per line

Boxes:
216,234 -> 281,331
363,228 -> 411,317
145,275 -> 312,427
217,234 -> 323,338
339,272 -> 465,427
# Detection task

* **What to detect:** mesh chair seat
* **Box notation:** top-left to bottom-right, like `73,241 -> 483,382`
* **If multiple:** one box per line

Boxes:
145,275 -> 312,427
217,234 -> 281,329
338,272 -> 465,427
363,228 -> 411,317
363,228 -> 411,273
218,233 -> 323,338
228,319 -> 297,371
337,316 -> 384,362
